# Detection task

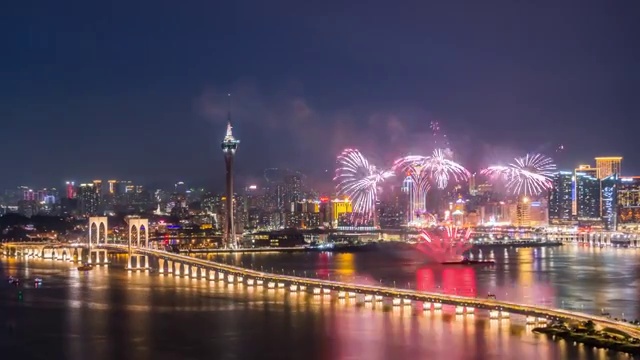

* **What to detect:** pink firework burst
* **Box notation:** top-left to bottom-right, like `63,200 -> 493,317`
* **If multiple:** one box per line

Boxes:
415,226 -> 473,263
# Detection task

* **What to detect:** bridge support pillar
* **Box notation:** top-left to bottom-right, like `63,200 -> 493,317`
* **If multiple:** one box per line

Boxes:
500,311 -> 510,319
126,254 -> 148,271
268,282 -> 276,289
227,274 -> 235,283
456,306 -> 465,314
338,291 -> 346,299
289,284 -> 298,292
72,249 -> 82,263
392,298 -> 402,306
423,302 -> 431,310
208,271 -> 216,281
237,276 -> 244,283
536,317 -> 547,324
402,299 -> 411,306
88,249 -> 109,265
313,287 -> 321,295
174,263 -> 182,276
165,261 -> 173,274
158,259 -> 165,274
247,278 -> 255,286
277,282 -> 285,289
256,279 -> 263,286
433,303 -> 442,310
217,272 -> 224,281
191,266 -> 199,278
466,307 -> 475,314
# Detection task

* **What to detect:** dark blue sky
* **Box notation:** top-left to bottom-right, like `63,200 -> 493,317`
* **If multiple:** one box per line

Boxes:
2,0 -> 639,191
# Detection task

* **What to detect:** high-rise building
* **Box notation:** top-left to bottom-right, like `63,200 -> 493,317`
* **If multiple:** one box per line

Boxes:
595,157 -> 622,179
575,165 -> 599,179
574,172 -> 600,219
78,183 -> 99,216
529,199 -> 548,226
175,181 -> 187,194
65,181 -> 76,199
92,180 -> 103,196
617,176 -> 640,232
600,174 -> 620,230
548,171 -> 573,224
331,198 -> 352,227
107,180 -> 118,194
468,173 -> 477,196
221,103 -> 240,248
284,175 -> 302,207
514,197 -> 531,227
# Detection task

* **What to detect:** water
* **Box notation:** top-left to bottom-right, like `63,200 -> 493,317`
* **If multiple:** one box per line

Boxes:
0,247 -> 637,360
203,245 -> 640,320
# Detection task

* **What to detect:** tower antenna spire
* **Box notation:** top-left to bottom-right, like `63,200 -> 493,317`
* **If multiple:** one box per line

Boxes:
225,93 -> 234,138
227,93 -> 232,124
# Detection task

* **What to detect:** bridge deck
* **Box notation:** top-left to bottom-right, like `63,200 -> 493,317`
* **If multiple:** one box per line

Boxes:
107,245 -> 640,339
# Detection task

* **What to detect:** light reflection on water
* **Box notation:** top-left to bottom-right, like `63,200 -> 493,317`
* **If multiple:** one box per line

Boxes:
205,245 -> 640,321
0,250 -> 636,360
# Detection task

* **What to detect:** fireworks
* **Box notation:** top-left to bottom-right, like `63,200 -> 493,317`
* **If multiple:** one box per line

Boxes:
425,149 -> 470,189
334,149 -> 394,219
482,153 -> 556,196
415,226 -> 473,263
394,149 -> 470,189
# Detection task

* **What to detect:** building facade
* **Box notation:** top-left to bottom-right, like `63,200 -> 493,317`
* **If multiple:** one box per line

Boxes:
548,172 -> 573,224
575,172 -> 601,220
617,177 -> 640,232
595,157 -> 622,179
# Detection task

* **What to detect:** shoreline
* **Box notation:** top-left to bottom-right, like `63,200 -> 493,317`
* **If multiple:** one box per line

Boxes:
533,324 -> 640,356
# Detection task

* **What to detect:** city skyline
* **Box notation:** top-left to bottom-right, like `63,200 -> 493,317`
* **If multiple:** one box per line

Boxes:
2,1 -> 639,190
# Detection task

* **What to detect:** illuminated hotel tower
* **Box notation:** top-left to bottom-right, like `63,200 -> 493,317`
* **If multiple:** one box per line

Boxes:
221,95 -> 239,248
595,156 -> 622,179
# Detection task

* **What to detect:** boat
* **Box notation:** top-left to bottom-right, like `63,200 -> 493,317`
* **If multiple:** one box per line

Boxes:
77,264 -> 94,271
441,259 -> 496,265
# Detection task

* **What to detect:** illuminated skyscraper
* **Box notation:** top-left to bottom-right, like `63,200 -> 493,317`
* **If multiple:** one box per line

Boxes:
515,197 -> 531,227
575,165 -> 599,179
617,176 -> 640,232
574,172 -> 600,219
331,198 -> 352,227
66,181 -> 76,199
221,95 -> 239,248
107,180 -> 118,194
601,174 -> 619,230
595,157 -> 622,179
548,171 -> 572,224
78,183 -> 99,216
284,175 -> 302,208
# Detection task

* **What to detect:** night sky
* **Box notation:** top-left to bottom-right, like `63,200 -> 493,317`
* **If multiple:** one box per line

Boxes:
2,1 -> 639,191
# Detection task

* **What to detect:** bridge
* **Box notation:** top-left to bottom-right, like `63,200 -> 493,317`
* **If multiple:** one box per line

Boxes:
112,244 -> 640,338
1,242 -> 110,264
3,241 -> 639,339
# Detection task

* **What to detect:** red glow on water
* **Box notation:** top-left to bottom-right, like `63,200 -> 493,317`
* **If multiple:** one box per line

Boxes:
416,267 -> 476,297
443,267 -> 476,297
